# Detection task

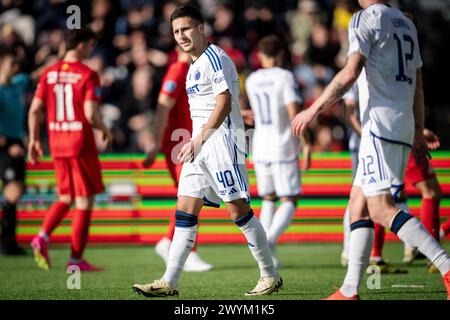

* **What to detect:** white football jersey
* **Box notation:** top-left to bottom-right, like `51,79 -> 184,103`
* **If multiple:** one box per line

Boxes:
348,3 -> 422,146
245,67 -> 302,162
185,43 -> 245,149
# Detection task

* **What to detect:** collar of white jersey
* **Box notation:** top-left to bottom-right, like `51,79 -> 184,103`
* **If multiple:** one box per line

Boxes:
191,43 -> 214,65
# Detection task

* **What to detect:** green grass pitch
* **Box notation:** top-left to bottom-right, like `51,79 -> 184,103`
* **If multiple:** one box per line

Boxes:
0,242 -> 449,300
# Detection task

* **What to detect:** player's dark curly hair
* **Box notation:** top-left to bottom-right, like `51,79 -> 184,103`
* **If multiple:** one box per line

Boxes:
170,5 -> 204,25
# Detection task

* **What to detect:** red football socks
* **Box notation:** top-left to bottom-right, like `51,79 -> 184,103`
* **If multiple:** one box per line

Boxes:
42,201 -> 70,236
371,223 -> 385,259
420,198 -> 440,240
71,209 -> 92,259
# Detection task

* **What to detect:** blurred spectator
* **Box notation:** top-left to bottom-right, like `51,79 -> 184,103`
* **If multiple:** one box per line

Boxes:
118,65 -> 156,153
0,49 -> 29,255
286,0 -> 321,62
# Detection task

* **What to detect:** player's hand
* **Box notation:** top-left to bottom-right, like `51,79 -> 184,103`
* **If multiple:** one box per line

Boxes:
291,108 -> 316,137
412,131 -> 431,167
143,146 -> 158,168
301,144 -> 312,171
102,128 -> 113,149
241,109 -> 254,126
177,139 -> 201,163
28,140 -> 43,165
423,128 -> 440,150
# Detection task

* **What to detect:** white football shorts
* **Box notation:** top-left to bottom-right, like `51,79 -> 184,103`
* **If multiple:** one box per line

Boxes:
254,160 -> 301,198
177,131 -> 250,205
354,131 -> 410,197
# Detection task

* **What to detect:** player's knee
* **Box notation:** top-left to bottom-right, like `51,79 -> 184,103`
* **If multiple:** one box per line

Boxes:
280,196 -> 298,206
263,194 -> 276,201
75,196 -> 94,210
367,197 -> 397,227
59,194 -> 73,205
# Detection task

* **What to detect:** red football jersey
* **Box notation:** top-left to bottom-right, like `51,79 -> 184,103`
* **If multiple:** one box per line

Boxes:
159,60 -> 192,145
34,61 -> 101,157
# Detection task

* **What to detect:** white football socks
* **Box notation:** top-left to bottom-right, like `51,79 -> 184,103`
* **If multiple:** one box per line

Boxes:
267,201 -> 296,245
163,225 -> 197,287
341,224 -> 374,297
395,215 -> 450,275
236,213 -> 277,278
259,200 -> 275,233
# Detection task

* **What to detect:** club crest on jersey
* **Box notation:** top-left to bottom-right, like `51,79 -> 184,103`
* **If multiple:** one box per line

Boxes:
194,69 -> 201,80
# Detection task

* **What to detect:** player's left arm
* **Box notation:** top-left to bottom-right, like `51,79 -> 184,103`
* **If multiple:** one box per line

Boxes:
291,52 -> 365,136
412,68 -> 430,163
178,90 -> 232,163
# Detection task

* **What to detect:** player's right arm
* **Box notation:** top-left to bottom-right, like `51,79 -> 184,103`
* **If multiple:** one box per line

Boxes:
27,97 -> 44,164
291,10 -> 373,136
291,52 -> 365,136
143,93 -> 175,167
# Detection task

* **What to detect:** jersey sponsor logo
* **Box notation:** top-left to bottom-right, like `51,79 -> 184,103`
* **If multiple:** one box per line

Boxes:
49,121 -> 83,131
213,76 -> 225,84
47,71 -> 58,84
163,80 -> 177,93
186,84 -> 200,94
194,69 -> 201,80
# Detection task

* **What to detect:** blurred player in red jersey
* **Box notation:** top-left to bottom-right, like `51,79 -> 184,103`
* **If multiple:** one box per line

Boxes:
143,47 -> 212,272
28,29 -> 112,272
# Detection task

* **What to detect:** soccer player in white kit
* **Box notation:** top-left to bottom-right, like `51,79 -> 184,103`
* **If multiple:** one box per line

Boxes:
292,0 -> 450,299
245,35 -> 311,269
133,5 -> 282,297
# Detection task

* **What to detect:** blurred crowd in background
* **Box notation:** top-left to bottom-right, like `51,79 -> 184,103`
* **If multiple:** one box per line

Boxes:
1,0 -> 449,154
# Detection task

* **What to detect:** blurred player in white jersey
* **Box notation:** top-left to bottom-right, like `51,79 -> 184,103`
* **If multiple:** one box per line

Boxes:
292,0 -> 450,299
245,35 -> 311,269
133,5 -> 281,297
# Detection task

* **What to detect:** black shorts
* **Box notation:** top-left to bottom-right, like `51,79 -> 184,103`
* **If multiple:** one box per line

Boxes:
0,139 -> 26,186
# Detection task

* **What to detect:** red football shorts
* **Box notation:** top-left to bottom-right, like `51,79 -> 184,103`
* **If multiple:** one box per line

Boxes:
404,152 -> 436,186
53,155 -> 105,197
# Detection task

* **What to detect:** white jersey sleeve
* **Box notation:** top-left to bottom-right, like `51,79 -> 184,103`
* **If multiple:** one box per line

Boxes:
206,49 -> 231,97
348,9 -> 376,58
282,72 -> 302,106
